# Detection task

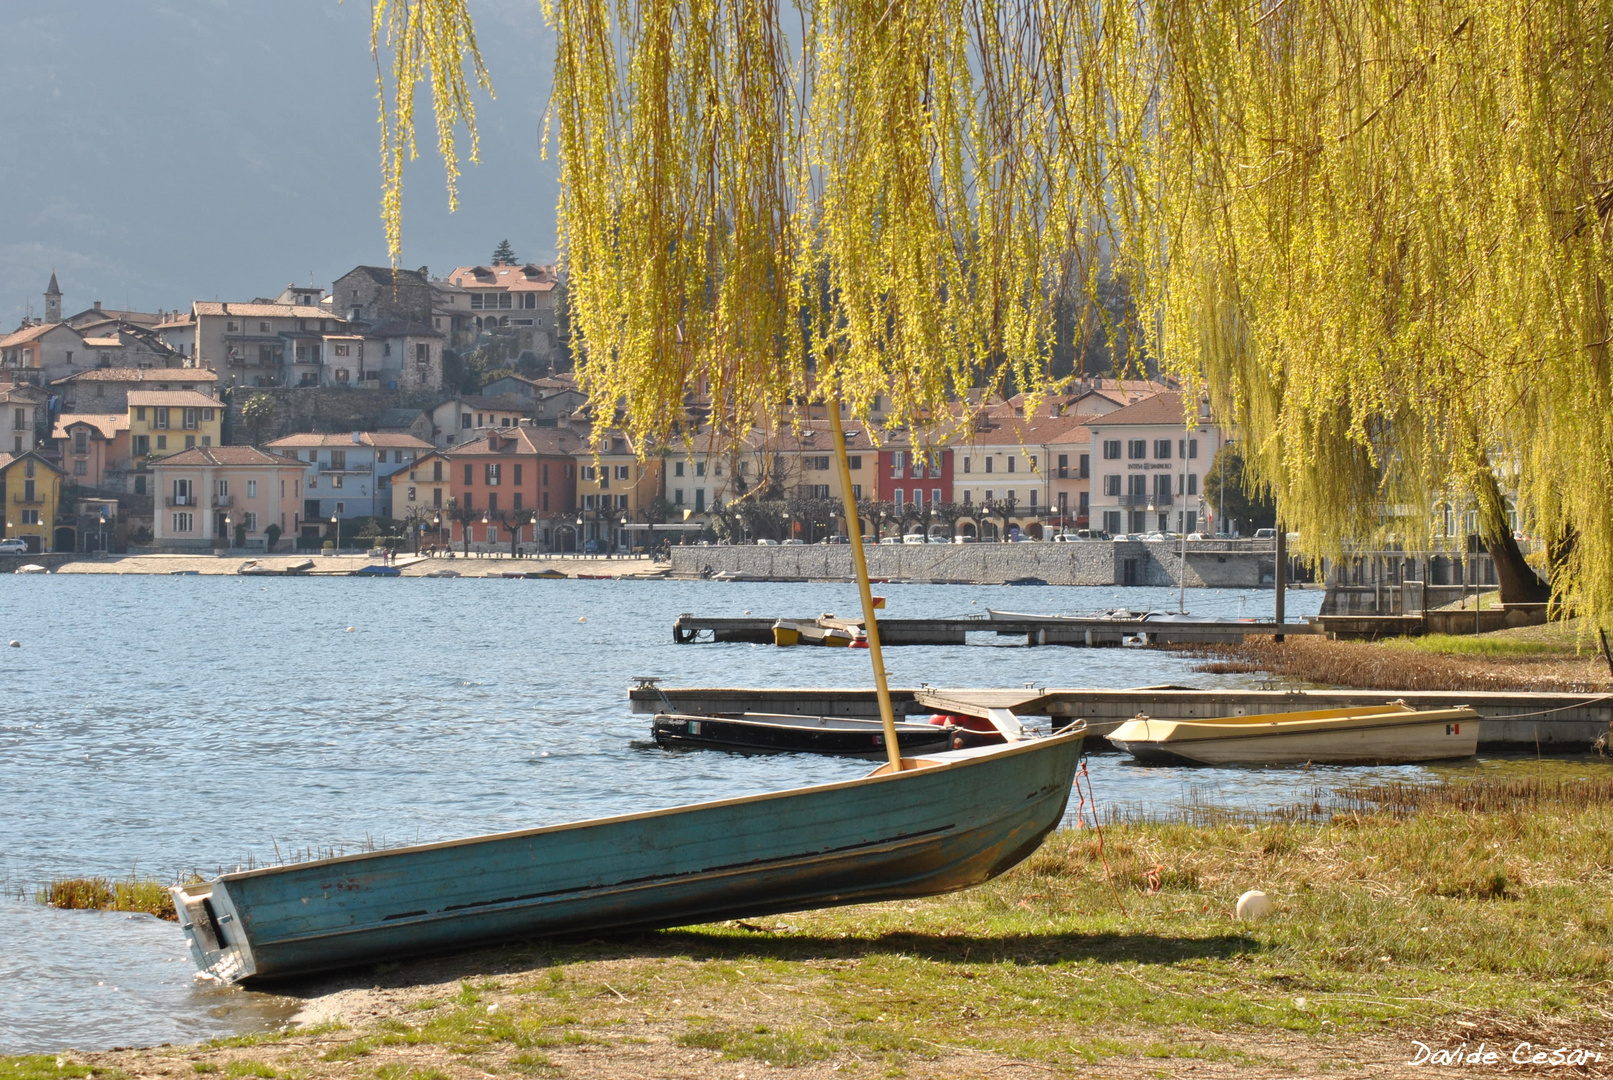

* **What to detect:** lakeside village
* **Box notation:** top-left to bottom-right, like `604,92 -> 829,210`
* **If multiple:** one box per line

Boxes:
1,263 -> 1495,600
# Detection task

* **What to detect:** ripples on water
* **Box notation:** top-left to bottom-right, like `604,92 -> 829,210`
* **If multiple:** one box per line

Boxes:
0,574 -> 1343,1052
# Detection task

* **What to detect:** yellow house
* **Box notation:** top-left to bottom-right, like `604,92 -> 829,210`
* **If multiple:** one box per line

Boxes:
387,449 -> 454,546
573,429 -> 664,551
128,390 -> 224,490
0,449 -> 65,552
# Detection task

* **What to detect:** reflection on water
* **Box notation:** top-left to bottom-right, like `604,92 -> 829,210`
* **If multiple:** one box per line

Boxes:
1,575 -> 1335,1052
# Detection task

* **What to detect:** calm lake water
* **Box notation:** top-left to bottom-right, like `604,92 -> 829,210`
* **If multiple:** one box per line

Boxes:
0,573 -> 1382,1052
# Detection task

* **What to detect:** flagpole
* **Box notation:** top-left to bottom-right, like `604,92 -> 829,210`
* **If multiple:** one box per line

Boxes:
827,401 -> 902,772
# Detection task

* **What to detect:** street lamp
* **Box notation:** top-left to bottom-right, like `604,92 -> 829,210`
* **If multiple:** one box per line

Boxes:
98,511 -> 108,555
224,514 -> 232,554
330,514 -> 339,550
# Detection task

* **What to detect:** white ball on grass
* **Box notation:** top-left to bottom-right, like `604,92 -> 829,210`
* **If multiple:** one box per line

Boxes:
1235,889 -> 1274,920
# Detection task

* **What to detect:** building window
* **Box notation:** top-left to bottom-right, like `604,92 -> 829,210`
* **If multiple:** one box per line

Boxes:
962,458 -> 971,474
512,464 -> 523,485
1007,457 -> 1016,473
134,475 -> 146,495
73,459 -> 87,476
1128,439 -> 1146,459
486,463 -> 501,485
416,343 -> 430,366
894,488 -> 904,507
156,435 -> 167,450
674,461 -> 685,477
1102,439 -> 1120,459
154,408 -> 170,430
674,489 -> 684,505
185,435 -> 196,449
247,479 -> 257,498
614,465 -> 630,480
1029,490 -> 1037,507
73,430 -> 88,454
847,455 -> 862,470
932,488 -> 941,503
173,512 -> 193,532
1155,439 -> 1172,459
1104,475 -> 1121,496
1187,472 -> 1198,495
242,512 -> 258,531
487,493 -> 499,514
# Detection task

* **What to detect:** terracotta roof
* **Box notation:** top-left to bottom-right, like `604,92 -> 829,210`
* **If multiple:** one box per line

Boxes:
1084,391 -> 1197,427
0,323 -> 79,348
127,390 -> 224,408
264,432 -> 434,450
448,425 -> 583,457
150,446 -> 304,468
53,413 -> 129,441
0,384 -> 49,402
445,264 -> 559,293
53,367 -> 217,384
193,301 -> 333,320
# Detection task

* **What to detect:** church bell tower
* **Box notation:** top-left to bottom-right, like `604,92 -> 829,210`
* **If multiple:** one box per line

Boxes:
44,272 -> 62,323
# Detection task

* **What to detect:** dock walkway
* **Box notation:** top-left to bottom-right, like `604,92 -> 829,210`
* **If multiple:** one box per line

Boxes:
672,612 -> 1316,646
627,682 -> 1613,750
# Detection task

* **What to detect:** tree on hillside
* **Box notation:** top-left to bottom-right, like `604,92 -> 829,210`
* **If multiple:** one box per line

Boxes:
238,393 -> 277,445
491,239 -> 517,265
1203,447 -> 1276,537
376,0 -> 1612,618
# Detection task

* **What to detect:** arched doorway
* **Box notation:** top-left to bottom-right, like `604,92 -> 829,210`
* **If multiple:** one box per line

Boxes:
53,526 -> 77,552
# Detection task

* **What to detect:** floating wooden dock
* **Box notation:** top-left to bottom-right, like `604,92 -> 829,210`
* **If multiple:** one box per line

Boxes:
627,681 -> 1613,750
672,612 -> 1316,646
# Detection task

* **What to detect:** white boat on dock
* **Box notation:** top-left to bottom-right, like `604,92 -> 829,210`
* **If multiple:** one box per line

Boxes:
1108,702 -> 1481,765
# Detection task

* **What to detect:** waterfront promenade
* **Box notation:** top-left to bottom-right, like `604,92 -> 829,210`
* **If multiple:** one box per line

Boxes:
23,552 -> 662,577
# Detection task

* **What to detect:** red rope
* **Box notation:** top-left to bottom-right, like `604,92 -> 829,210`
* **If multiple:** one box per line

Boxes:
1077,758 -> 1127,915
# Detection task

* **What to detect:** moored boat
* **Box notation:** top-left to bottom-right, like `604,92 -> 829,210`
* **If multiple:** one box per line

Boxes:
772,619 -> 855,647
173,726 -> 1086,983
1108,702 -> 1480,765
653,711 -> 956,757
352,564 -> 402,577
15,563 -> 49,574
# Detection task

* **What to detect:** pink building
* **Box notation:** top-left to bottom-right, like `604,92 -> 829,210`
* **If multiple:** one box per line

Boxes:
150,446 -> 307,551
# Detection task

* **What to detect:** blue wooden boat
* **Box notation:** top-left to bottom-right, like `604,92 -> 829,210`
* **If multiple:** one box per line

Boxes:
172,726 -> 1085,983
351,564 -> 401,577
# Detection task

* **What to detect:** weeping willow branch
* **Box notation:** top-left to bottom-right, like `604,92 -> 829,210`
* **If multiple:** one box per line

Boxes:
376,0 -> 1613,621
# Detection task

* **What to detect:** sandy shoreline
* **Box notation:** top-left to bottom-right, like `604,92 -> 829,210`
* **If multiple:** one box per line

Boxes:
41,553 -> 667,578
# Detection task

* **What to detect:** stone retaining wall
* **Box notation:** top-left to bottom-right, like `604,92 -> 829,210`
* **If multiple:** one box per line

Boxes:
669,541 -> 1275,587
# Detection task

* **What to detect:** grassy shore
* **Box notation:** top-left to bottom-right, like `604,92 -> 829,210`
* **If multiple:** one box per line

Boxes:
1179,617 -> 1613,693
14,762 -> 1613,1078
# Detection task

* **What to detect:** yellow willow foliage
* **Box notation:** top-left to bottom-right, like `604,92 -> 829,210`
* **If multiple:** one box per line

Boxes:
1116,0 -> 1613,616
377,0 -> 1613,617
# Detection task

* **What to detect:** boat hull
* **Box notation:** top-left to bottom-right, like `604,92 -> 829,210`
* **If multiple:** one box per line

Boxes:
173,729 -> 1084,984
1109,705 -> 1479,765
653,712 -> 956,757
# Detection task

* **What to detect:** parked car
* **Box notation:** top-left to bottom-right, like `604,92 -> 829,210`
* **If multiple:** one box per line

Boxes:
782,538 -> 805,546
0,537 -> 29,555
755,538 -> 779,546
902,533 -> 927,545
878,536 -> 903,545
823,535 -> 851,544
1253,527 -> 1277,540
1185,532 -> 1208,541
952,535 -> 976,543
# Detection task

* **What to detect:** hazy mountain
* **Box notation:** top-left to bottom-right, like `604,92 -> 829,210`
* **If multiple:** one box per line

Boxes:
0,1 -> 559,325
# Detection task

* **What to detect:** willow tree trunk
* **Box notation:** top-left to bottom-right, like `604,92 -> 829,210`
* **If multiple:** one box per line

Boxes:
1474,466 -> 1550,606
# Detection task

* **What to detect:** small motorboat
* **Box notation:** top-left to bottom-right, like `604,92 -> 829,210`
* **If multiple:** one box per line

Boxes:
15,563 -> 49,574
172,726 -> 1086,983
712,570 -> 765,582
1002,576 -> 1049,586
1108,702 -> 1482,765
526,568 -> 567,579
423,568 -> 461,578
772,619 -> 855,647
351,564 -> 401,577
653,711 -> 957,757
237,560 -> 275,576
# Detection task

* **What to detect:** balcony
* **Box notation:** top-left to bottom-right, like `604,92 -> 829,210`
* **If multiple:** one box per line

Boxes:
1119,492 -> 1172,507
10,493 -> 44,505
212,494 -> 234,508
166,495 -> 195,508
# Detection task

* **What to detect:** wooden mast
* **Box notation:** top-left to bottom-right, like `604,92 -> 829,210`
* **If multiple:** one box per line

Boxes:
827,402 -> 903,772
